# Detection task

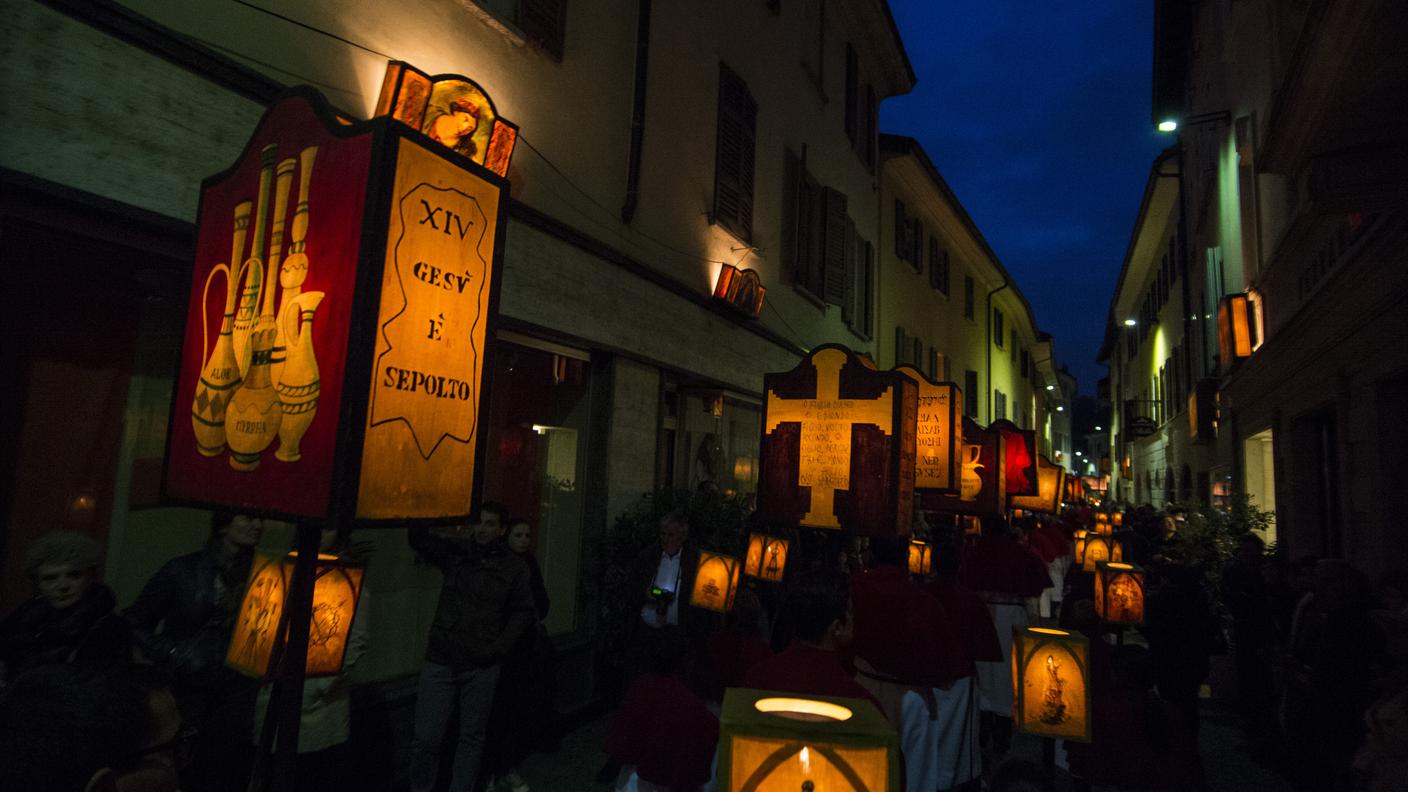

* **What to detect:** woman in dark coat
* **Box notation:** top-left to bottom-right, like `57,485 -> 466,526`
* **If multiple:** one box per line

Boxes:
0,530 -> 130,685
486,518 -> 553,792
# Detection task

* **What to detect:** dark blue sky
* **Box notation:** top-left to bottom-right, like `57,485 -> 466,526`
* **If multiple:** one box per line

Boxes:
881,1 -> 1169,395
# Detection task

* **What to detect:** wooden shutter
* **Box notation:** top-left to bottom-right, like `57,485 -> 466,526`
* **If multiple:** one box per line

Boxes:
714,64 -> 756,241
860,239 -> 874,335
896,327 -> 908,365
844,44 -> 858,144
520,0 -> 566,61
912,338 -> 923,369
802,172 -> 824,295
781,148 -> 800,284
864,86 -> 877,167
894,200 -> 907,260
928,237 -> 942,290
841,217 -> 857,322
822,187 -> 849,306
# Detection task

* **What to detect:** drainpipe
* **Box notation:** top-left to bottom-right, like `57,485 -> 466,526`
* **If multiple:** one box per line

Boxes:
985,276 -> 1010,423
620,0 -> 652,223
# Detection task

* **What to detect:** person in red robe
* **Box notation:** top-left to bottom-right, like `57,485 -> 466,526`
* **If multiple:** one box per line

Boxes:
849,535 -> 962,690
702,588 -> 773,701
743,573 -> 877,707
605,626 -> 718,792
960,516 -> 1053,757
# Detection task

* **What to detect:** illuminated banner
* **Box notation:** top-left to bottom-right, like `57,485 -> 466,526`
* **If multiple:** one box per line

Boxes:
919,417 -> 1005,516
894,366 -> 960,493
165,88 -> 508,524
759,345 -> 917,536
1010,455 -> 1066,515
992,419 -> 1038,498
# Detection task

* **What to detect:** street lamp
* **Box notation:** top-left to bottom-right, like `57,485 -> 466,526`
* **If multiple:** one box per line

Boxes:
1156,110 -> 1231,134
1123,318 -> 1137,327
1157,119 -> 1178,132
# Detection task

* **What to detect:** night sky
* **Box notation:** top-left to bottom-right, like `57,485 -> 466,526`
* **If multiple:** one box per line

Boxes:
881,1 -> 1170,395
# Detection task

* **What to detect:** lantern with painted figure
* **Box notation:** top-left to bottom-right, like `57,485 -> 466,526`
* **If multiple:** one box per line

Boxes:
1012,627 -> 1092,742
719,688 -> 899,792
691,549 -> 742,612
1081,534 -> 1116,572
908,540 -> 932,576
227,552 -> 365,678
1095,562 -> 1145,625
744,533 -> 790,583
1073,530 -> 1088,567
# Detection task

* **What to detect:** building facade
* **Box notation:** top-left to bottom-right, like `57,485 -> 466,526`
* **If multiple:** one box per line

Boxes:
1100,0 -> 1408,571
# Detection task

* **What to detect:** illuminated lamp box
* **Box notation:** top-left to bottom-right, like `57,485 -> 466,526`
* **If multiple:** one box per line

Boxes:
1010,454 -> 1066,515
163,86 -> 509,525
1012,627 -> 1092,742
759,345 -> 917,537
744,533 -> 790,583
226,552 -> 365,679
894,366 -> 960,494
719,688 -> 898,791
1095,561 -> 1145,625
992,419 -> 1038,498
920,417 -> 1005,517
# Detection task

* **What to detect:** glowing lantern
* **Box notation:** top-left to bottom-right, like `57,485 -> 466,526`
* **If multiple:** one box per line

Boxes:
895,366 -> 960,493
1112,512 -> 1124,528
1081,534 -> 1116,572
1073,530 -> 1088,566
743,533 -> 789,583
1010,455 -> 1065,514
691,550 -> 742,612
1217,292 -> 1258,364
713,264 -> 767,319
1095,562 -> 1145,625
374,60 -> 519,177
908,540 -> 933,576
1093,516 -> 1113,536
993,420 -> 1038,497
719,688 -> 899,792
1012,627 -> 1091,742
227,552 -> 365,679
760,345 -> 918,536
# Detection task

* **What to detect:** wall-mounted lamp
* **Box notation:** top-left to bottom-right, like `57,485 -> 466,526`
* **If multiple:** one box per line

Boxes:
1156,110 -> 1231,134
1123,318 -> 1137,327
1045,384 -> 1055,391
713,264 -> 765,319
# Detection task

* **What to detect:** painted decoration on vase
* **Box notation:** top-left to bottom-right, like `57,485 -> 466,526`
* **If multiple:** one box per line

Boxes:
759,345 -> 917,537
894,366 -> 960,493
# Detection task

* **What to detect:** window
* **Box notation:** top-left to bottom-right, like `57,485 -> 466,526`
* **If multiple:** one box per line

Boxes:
964,370 -> 979,418
928,347 -> 948,381
993,308 -> 1006,348
994,390 -> 1007,421
895,326 -> 910,366
782,149 -> 824,299
928,238 -> 949,295
862,87 -> 877,168
894,201 -> 920,268
847,236 -> 874,337
821,187 -> 849,307
472,0 -> 567,60
1010,331 -> 1018,364
713,63 -> 757,242
963,276 -> 975,320
844,44 -> 858,145
1020,349 -> 1030,378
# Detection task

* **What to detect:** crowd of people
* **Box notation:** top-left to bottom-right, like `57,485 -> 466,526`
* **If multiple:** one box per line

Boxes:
3,498 -> 1405,792
0,505 -> 554,792
600,505 -> 1408,792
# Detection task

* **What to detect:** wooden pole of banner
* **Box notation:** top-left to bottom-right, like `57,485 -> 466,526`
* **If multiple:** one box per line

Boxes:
247,522 -> 321,792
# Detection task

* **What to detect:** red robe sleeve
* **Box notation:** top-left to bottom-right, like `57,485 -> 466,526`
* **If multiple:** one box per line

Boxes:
606,674 -> 718,791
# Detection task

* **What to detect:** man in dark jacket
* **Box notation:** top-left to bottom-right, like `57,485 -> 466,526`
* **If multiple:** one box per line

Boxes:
408,502 -> 533,792
125,511 -> 261,792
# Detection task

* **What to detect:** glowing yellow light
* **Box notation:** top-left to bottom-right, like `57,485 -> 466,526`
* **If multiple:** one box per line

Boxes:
1158,119 -> 1178,132
1028,627 -> 1070,636
754,697 -> 854,722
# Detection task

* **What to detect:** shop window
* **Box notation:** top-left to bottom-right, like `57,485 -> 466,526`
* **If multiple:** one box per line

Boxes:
671,391 -> 762,499
482,335 -> 593,636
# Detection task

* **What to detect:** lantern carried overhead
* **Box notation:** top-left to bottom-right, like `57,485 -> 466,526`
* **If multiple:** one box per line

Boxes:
758,345 -> 918,536
1095,562 -> 1146,625
1081,534 -> 1121,572
1072,530 -> 1088,567
908,540 -> 933,577
691,550 -> 742,612
1009,455 -> 1066,515
894,366 -> 961,493
226,552 -> 365,679
1012,627 -> 1092,743
718,688 -> 899,792
743,533 -> 789,583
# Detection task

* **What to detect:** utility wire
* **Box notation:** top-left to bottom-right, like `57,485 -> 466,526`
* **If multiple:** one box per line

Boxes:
232,0 -> 395,60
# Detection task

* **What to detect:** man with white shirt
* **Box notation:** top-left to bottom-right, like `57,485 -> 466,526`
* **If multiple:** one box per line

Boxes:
625,511 -> 703,677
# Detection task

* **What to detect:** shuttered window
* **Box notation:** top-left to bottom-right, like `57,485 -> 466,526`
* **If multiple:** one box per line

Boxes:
844,44 -> 859,145
822,187 -> 849,306
714,63 -> 757,242
928,237 -> 950,295
963,276 -> 975,320
783,149 -> 824,298
519,0 -> 566,61
964,370 -> 979,418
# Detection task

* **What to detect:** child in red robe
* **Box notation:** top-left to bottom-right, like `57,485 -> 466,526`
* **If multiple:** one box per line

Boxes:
744,573 -> 878,707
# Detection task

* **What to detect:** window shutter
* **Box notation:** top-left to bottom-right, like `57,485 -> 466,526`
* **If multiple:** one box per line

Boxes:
912,338 -> 923,368
896,326 -> 908,365
781,148 -> 800,284
714,64 -> 756,241
822,187 -> 849,306
864,86 -> 877,167
841,217 -> 857,322
519,0 -> 566,61
928,237 -> 941,290
844,44 -> 858,144
894,200 -> 907,260
861,239 -> 874,335
940,251 -> 950,295
802,173 -> 824,295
